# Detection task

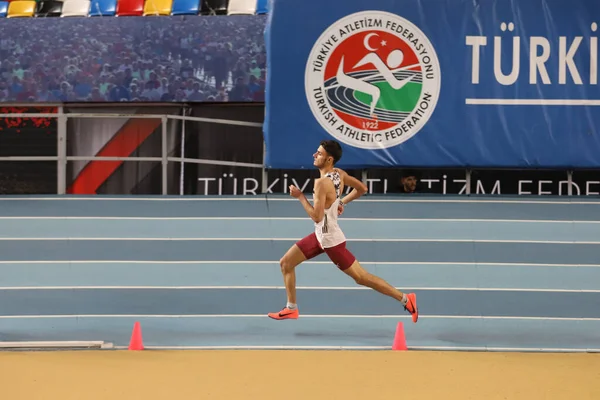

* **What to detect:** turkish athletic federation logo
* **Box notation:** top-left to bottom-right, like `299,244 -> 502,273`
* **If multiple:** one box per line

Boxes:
305,11 -> 441,150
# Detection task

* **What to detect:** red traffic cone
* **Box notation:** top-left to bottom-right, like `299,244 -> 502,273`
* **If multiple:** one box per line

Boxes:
392,322 -> 407,351
128,321 -> 144,351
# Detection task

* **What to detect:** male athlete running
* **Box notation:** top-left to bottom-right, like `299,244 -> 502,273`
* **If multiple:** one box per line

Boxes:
267,140 -> 419,322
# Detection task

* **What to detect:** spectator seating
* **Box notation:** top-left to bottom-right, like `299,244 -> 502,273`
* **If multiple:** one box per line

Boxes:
171,0 -> 199,15
255,0 -> 267,14
200,0 -> 228,15
0,0 -> 267,16
62,0 -> 92,17
143,0 -> 173,15
0,1 -> 267,103
7,0 -> 36,17
0,1 -> 9,17
35,1 -> 63,17
116,0 -> 144,15
227,0 -> 255,15
89,0 -> 117,16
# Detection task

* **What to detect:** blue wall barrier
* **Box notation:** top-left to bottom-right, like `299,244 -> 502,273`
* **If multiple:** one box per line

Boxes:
264,0 -> 600,169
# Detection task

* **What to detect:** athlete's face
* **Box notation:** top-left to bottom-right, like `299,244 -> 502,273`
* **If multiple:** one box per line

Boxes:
313,146 -> 331,168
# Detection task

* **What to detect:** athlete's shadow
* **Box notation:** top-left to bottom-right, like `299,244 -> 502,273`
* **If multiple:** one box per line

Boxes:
294,329 -> 390,340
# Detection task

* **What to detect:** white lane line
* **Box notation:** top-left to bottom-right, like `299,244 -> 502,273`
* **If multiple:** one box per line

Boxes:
1,217 -> 599,223
0,197 -> 598,204
0,341 -> 110,349
0,261 -> 598,267
109,345 -> 600,352
114,345 -> 392,350
0,237 -> 598,244
117,345 -> 393,350
408,346 -> 600,353
0,286 -> 598,293
0,315 -> 598,321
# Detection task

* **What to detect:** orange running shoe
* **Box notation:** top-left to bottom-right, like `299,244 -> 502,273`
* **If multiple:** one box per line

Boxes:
268,307 -> 299,320
404,293 -> 418,323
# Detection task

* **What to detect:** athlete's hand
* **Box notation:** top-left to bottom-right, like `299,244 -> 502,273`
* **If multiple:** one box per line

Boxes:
337,203 -> 344,216
289,185 -> 303,198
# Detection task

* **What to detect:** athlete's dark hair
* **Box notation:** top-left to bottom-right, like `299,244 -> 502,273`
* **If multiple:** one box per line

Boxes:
320,140 -> 342,165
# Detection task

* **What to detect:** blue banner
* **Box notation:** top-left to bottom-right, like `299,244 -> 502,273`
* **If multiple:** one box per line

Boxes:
263,0 -> 600,169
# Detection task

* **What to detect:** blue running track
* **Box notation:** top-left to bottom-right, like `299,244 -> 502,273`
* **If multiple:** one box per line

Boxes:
0,195 -> 599,352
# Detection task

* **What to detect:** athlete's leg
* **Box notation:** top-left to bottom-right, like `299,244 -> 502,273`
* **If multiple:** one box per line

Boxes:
325,242 -> 419,322
268,233 -> 324,320
278,243 -> 308,305
343,259 -> 404,302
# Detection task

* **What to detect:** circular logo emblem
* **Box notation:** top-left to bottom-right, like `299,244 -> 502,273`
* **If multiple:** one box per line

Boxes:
305,11 -> 441,150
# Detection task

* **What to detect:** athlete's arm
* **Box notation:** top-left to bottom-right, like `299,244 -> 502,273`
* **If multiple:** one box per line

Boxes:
289,179 -> 328,223
337,168 -> 368,205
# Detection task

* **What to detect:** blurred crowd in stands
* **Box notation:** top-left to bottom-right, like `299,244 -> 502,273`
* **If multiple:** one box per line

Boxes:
0,15 -> 266,103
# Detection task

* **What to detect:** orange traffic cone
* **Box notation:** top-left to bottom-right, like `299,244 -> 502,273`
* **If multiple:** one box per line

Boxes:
128,321 -> 144,351
392,322 -> 407,351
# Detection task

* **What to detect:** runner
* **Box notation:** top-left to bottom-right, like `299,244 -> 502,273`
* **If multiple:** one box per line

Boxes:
267,140 -> 418,322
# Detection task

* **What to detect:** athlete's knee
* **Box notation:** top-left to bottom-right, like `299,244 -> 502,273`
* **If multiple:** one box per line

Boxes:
348,262 -> 376,286
347,265 -> 372,286
353,271 -> 371,286
279,256 -> 295,274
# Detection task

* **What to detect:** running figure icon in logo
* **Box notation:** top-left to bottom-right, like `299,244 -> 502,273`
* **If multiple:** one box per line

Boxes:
335,33 -> 419,120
